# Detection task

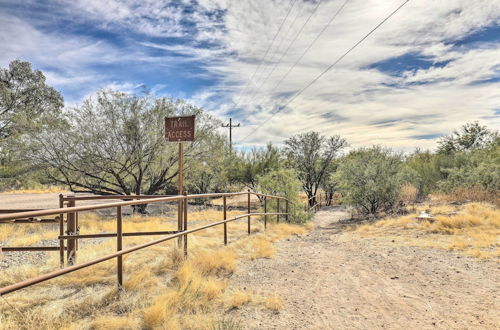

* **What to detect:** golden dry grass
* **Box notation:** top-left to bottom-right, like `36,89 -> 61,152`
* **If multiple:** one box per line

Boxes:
263,294 -> 284,312
0,207 -> 308,329
356,202 -> 500,259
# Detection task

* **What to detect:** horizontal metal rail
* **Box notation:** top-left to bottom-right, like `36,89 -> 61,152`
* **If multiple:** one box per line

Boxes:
0,192 -> 286,222
0,218 -> 60,224
0,212 -> 286,296
58,230 -> 180,240
1,246 -> 66,252
61,195 -> 175,201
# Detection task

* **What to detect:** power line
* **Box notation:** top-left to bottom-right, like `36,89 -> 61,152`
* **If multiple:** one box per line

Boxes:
233,0 -> 303,109
238,0 -> 411,144
241,0 -> 324,107
232,0 -> 298,108
267,0 -> 350,98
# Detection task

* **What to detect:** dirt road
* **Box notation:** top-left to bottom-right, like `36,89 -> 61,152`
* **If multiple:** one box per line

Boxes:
229,207 -> 499,329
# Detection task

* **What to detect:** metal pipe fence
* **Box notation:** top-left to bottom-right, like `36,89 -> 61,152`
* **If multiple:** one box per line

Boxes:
0,191 -> 291,296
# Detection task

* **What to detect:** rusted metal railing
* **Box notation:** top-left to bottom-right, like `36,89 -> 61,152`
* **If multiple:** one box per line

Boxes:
0,191 -> 290,296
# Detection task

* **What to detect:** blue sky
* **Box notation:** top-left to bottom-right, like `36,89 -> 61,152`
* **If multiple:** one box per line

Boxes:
1,0 -> 499,150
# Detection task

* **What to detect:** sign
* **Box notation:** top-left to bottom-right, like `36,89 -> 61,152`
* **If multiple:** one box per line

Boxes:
165,115 -> 195,142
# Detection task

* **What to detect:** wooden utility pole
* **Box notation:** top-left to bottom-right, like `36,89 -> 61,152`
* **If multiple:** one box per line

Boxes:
221,118 -> 240,156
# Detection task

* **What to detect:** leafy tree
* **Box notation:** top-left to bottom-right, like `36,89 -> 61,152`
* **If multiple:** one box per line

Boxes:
403,150 -> 453,197
334,146 -> 403,215
257,168 -> 310,223
438,141 -> 500,193
437,122 -> 498,154
27,90 -> 222,212
320,159 -> 340,206
0,60 -> 64,140
284,132 -> 347,207
0,60 -> 65,190
186,134 -> 228,194
228,143 -> 282,195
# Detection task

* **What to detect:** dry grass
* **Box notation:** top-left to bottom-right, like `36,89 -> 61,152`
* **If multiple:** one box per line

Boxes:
263,294 -> 284,312
430,187 -> 500,207
356,202 -> 500,259
226,289 -> 253,309
0,207 -> 309,329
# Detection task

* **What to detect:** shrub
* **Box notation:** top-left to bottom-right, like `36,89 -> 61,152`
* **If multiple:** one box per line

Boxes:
257,168 -> 311,223
438,142 -> 499,195
334,146 -> 403,215
398,183 -> 418,206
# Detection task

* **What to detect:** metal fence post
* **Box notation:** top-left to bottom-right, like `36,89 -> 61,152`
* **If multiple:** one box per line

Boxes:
67,199 -> 76,265
264,196 -> 267,229
183,192 -> 188,258
178,197 -> 183,249
223,196 -> 227,245
285,199 -> 289,222
247,189 -> 251,235
277,198 -> 280,223
58,194 -> 65,268
117,206 -> 123,288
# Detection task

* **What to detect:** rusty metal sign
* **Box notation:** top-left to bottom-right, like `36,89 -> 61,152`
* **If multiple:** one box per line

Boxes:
164,115 -> 195,142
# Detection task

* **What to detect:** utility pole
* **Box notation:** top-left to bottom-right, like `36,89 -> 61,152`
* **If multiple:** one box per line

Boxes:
221,118 -> 240,156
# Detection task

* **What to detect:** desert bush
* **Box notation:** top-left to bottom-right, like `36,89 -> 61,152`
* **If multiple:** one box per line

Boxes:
432,187 -> 500,207
438,142 -> 499,194
334,146 -> 404,215
398,183 -> 419,206
257,168 -> 311,223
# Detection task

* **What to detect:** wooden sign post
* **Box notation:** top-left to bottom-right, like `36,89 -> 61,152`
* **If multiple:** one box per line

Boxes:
165,115 -> 195,247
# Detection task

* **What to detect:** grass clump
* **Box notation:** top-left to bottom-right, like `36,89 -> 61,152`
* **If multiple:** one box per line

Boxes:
0,207 -> 309,329
356,202 -> 499,259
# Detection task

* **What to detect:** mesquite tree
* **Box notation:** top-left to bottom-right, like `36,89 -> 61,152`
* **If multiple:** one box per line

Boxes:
0,60 -> 64,140
284,132 -> 347,207
27,90 -> 221,212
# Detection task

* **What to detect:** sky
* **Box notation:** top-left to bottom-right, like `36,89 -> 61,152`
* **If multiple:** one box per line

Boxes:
1,0 -> 499,151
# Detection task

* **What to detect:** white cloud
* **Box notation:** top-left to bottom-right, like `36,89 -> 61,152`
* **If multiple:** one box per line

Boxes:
2,0 -> 499,151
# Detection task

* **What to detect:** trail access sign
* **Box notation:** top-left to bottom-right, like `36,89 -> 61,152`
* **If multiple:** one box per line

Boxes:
164,115 -> 195,142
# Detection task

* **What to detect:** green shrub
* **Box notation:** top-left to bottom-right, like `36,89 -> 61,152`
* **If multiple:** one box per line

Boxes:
257,168 -> 311,223
334,146 -> 404,215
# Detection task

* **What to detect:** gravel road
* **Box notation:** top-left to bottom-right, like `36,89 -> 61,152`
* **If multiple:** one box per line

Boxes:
227,207 -> 500,329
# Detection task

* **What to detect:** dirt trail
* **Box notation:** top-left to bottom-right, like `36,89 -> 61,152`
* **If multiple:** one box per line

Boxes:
228,207 -> 499,329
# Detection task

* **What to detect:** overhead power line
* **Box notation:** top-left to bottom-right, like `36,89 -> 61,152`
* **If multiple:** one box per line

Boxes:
267,0 -> 350,97
232,0 -> 298,108
238,0 -> 411,144
241,0 -> 324,106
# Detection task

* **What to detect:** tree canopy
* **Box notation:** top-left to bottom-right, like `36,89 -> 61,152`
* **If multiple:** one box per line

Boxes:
0,60 -> 64,140
284,132 -> 347,206
27,90 -> 223,210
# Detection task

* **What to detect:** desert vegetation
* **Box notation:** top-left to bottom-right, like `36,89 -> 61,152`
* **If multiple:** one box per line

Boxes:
0,206 -> 308,329
1,59 -> 499,328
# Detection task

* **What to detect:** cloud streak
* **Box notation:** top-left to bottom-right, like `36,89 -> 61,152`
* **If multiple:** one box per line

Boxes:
0,0 -> 499,151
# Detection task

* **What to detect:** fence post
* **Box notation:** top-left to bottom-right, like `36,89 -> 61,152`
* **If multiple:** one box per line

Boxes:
183,192 -> 188,258
285,198 -> 289,222
67,199 -> 76,265
223,196 -> 227,245
58,194 -> 65,268
117,206 -> 123,288
247,189 -> 251,235
178,197 -> 183,249
277,198 -> 280,223
264,196 -> 267,229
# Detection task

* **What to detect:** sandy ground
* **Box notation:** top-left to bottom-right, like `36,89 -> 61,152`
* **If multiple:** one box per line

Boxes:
227,207 -> 500,329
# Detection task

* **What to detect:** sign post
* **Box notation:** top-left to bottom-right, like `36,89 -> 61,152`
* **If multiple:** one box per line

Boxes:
165,115 -> 195,248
